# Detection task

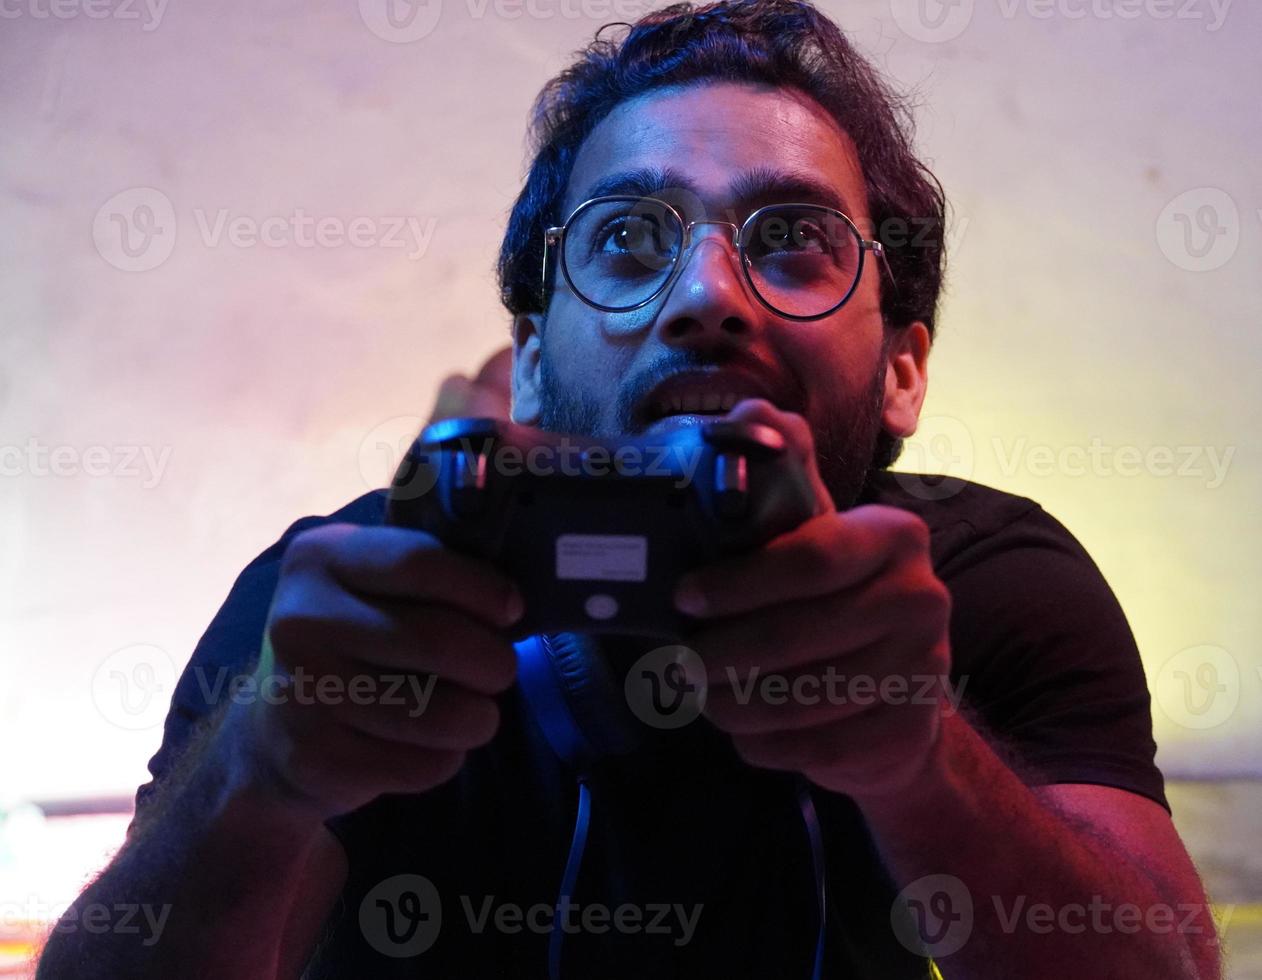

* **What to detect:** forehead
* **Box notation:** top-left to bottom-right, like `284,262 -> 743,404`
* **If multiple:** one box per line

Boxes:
563,81 -> 868,221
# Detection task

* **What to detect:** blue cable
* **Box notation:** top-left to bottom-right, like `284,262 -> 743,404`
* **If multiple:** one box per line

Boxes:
551,778 -> 827,980
796,781 -> 828,980
550,778 -> 593,980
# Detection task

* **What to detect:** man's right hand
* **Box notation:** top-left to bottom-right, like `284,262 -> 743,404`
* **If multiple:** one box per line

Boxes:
225,523 -> 523,821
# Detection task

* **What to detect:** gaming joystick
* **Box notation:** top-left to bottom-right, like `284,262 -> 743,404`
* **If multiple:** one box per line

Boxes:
385,417 -> 818,639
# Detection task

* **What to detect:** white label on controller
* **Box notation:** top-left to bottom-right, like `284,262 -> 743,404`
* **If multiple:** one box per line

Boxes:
556,534 -> 648,582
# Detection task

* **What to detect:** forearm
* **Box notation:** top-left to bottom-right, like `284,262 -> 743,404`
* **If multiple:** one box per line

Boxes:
36,706 -> 327,980
855,712 -> 1212,980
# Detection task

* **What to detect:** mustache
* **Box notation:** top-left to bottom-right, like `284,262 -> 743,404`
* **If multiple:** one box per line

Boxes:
615,349 -> 807,431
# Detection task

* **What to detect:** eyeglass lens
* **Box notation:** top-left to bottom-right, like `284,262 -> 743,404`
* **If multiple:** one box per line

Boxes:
561,198 -> 862,318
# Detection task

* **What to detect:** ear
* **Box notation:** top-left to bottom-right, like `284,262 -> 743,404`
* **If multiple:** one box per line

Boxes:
511,312 -> 545,425
881,321 -> 930,439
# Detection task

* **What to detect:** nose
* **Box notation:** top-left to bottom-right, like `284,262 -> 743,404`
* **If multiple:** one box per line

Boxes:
650,222 -> 763,351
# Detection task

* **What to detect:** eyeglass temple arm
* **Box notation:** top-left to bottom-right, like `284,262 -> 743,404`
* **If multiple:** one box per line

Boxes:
864,239 -> 897,292
542,227 -> 563,292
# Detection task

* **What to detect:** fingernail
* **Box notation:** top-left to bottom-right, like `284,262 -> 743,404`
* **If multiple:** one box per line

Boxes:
675,580 -> 708,617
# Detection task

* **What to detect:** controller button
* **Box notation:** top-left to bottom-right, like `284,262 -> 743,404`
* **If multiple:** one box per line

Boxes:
584,593 -> 620,620
702,420 -> 785,453
715,451 -> 749,518
451,450 -> 488,516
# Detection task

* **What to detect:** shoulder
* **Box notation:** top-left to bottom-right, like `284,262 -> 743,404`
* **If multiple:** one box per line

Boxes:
857,470 -> 1084,575
859,471 -> 1135,673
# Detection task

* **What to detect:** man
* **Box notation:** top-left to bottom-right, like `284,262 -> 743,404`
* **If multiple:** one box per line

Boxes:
37,1 -> 1221,977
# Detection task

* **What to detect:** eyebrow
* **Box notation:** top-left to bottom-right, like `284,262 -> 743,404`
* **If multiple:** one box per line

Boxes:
576,165 -> 853,217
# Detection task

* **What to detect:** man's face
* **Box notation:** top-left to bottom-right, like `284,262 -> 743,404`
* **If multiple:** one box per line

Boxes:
512,81 -> 927,508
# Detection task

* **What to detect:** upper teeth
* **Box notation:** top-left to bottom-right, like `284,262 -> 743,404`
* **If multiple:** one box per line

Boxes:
657,392 -> 741,415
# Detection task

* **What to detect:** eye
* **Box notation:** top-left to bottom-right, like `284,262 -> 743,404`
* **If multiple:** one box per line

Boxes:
594,214 -> 668,255
752,214 -> 832,257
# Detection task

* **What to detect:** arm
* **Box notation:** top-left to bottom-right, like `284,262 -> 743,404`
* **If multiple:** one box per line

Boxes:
38,522 -> 522,978
859,713 -> 1220,979
677,400 -> 1220,980
35,705 -> 344,980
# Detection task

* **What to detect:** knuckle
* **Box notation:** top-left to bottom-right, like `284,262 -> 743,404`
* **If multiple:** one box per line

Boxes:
282,524 -> 344,571
794,533 -> 840,581
464,696 -> 501,744
890,511 -> 930,552
424,749 -> 468,787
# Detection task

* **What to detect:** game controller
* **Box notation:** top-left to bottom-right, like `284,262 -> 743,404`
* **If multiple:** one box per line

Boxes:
385,417 -> 818,639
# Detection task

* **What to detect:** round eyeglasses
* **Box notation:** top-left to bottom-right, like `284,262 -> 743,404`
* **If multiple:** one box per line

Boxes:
542,195 -> 892,321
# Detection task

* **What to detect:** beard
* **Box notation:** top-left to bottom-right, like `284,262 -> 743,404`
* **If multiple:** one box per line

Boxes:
537,336 -> 892,510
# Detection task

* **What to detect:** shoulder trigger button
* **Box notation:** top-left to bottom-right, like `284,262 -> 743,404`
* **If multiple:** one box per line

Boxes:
451,449 -> 488,516
715,451 -> 748,519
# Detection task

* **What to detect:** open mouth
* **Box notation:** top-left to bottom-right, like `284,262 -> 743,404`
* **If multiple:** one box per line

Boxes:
637,370 -> 777,431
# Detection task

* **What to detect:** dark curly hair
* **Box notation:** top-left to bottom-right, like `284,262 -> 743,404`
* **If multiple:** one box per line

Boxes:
496,0 -> 946,337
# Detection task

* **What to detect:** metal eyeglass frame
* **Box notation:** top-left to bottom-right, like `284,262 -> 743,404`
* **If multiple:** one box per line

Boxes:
542,195 -> 895,322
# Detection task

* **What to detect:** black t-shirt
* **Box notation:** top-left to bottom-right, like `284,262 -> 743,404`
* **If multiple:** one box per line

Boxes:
132,472 -> 1166,979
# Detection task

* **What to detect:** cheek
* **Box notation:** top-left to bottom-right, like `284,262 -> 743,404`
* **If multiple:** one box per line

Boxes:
771,315 -> 886,421
544,306 -> 626,391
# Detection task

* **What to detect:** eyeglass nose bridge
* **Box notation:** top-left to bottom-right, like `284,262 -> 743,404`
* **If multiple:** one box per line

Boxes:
681,218 -> 741,248
675,218 -> 751,274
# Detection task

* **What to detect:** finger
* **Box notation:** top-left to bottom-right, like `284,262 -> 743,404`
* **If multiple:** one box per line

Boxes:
268,593 -> 519,695
722,398 -> 833,515
729,697 -> 940,788
690,567 -> 946,683
283,725 -> 470,801
703,639 -> 953,735
284,523 -> 523,628
676,505 -> 931,619
323,678 -> 503,751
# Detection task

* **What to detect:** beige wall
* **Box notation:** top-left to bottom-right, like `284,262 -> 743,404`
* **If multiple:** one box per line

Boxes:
0,0 -> 1258,803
